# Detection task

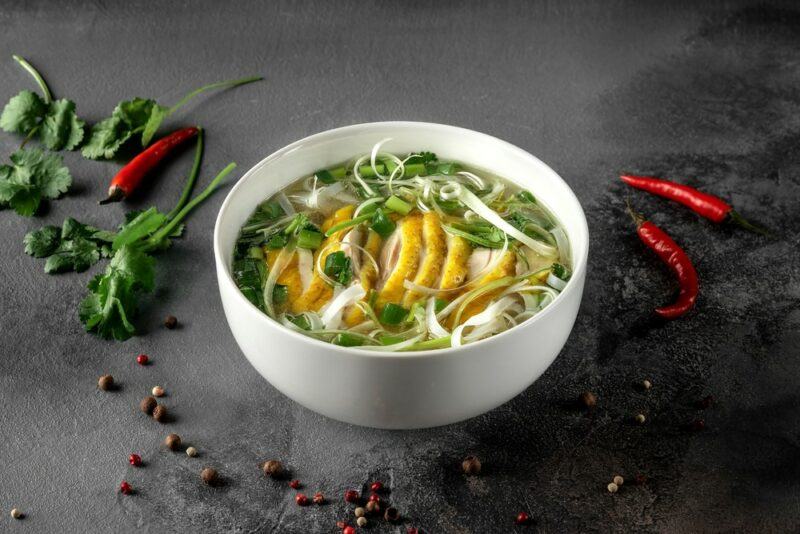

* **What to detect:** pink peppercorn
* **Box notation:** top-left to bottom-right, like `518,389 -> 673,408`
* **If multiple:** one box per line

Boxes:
136,354 -> 149,366
128,454 -> 142,467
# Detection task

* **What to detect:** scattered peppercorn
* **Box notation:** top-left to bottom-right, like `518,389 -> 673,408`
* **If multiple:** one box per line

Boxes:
354,507 -> 366,518
136,353 -> 149,366
689,419 -> 706,431
201,467 -> 218,485
153,404 -> 168,423
344,489 -> 359,503
635,413 -> 646,425
164,315 -> 178,329
336,520 -> 348,529
186,446 -> 198,458
140,396 -> 157,415
120,481 -> 133,495
295,493 -> 309,506
515,511 -> 531,525
407,528 -> 419,534
370,481 -> 383,492
613,475 -> 624,486
697,395 -> 714,409
635,473 -> 648,485
289,479 -> 301,489
10,508 -> 23,519
152,385 -> 165,397
343,526 -> 356,534
165,433 -> 182,451
607,482 -> 618,493
368,492 -> 381,503
579,390 -> 597,409
98,374 -> 114,391
384,506 -> 400,522
313,492 -> 325,505
642,379 -> 652,390
262,460 -> 283,478
462,455 -> 482,475
128,453 -> 142,467
365,500 -> 380,514
356,516 -> 367,527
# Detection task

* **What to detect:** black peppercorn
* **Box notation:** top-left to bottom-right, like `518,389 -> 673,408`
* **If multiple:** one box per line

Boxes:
98,374 -> 114,391
164,315 -> 178,329
462,455 -> 482,475
579,391 -> 597,409
165,433 -> 182,450
262,459 -> 283,478
201,467 -> 218,485
153,404 -> 167,423
384,506 -> 400,522
140,396 -> 157,415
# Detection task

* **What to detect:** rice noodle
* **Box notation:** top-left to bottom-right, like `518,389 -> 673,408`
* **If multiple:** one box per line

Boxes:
276,192 -> 295,216
263,245 -> 295,318
353,196 -> 385,217
451,296 -> 518,347
352,155 -> 377,197
320,284 -> 365,329
426,298 -> 450,339
296,248 -> 314,290
356,333 -> 426,352
550,226 -> 571,266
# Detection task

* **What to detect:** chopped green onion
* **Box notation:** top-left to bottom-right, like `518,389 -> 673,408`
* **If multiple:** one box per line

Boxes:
314,167 -> 347,184
402,163 -> 427,177
297,229 -> 323,249
379,335 -> 405,345
517,190 -> 536,203
428,162 -> 461,175
283,213 -> 309,235
287,314 -> 312,330
266,233 -> 288,249
551,262 -> 571,281
333,333 -> 364,347
324,213 -> 372,236
434,298 -> 448,313
323,250 -> 352,285
273,284 -> 288,305
407,336 -> 452,351
370,208 -> 396,238
435,198 -> 461,212
385,195 -> 413,215
247,246 -> 264,259
357,163 -> 386,178
441,224 -> 504,248
380,303 -> 408,325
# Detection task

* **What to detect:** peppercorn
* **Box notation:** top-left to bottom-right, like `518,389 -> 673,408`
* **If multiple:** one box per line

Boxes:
295,493 -> 309,506
343,526 -> 356,534
642,379 -> 652,390
164,315 -> 178,329
136,353 -> 149,366
165,433 -> 182,451
10,508 -> 23,519
365,500 -> 380,514
120,481 -> 133,495
262,460 -> 283,478
579,390 -> 597,409
336,521 -> 348,529
368,492 -> 381,503
312,492 -> 325,505
613,475 -> 624,486
186,446 -> 198,458
140,396 -> 157,415
515,512 -> 530,525
353,506 -> 365,518
462,455 -> 482,475
98,374 -> 114,391
356,516 -> 367,527
201,467 -> 218,485
635,473 -> 648,485
289,479 -> 301,489
128,453 -> 142,467
370,481 -> 383,492
607,482 -> 618,493
635,413 -> 646,425
344,489 -> 359,503
153,404 -> 168,423
384,506 -> 400,522
152,385 -> 165,397
407,528 -> 419,534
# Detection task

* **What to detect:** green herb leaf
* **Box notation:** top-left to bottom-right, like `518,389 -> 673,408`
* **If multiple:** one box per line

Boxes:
140,104 -> 169,146
405,151 -> 437,165
112,207 -> 168,251
0,90 -> 46,134
78,245 -> 156,340
39,99 -> 85,151
0,148 -> 71,216
81,98 -> 156,160
23,225 -> 60,257
24,217 -> 115,273
44,236 -> 101,273
551,263 -> 571,281
323,250 -> 353,285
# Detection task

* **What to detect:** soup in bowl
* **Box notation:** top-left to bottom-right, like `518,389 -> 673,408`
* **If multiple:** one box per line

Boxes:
214,122 -> 588,428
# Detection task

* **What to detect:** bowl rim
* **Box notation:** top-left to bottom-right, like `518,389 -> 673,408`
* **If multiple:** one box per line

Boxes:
214,121 -> 589,359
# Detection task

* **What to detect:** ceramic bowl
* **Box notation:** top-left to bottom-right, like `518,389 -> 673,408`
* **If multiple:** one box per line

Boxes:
214,122 -> 588,428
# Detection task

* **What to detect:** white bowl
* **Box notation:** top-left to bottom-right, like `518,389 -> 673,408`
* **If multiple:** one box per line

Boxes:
214,122 -> 588,429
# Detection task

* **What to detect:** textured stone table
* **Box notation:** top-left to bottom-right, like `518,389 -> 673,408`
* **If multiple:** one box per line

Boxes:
1,1 -> 798,532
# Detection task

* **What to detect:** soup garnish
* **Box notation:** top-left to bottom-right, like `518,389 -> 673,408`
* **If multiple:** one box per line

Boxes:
232,141 -> 571,351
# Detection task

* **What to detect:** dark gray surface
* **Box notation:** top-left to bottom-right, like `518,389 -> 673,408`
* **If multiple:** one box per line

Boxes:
1,1 -> 799,532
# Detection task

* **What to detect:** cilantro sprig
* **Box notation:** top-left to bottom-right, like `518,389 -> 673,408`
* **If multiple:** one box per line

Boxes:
24,218 -> 113,273
0,55 -> 85,151
0,148 -> 71,215
82,75 -> 262,160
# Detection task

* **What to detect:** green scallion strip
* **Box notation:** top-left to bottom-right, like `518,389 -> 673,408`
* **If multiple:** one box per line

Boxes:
324,213 -> 373,237
406,336 -> 452,351
403,163 -> 427,177
315,169 -> 337,184
333,333 -> 366,347
441,224 -> 504,249
357,163 -> 386,178
385,195 -> 413,215
297,229 -> 323,249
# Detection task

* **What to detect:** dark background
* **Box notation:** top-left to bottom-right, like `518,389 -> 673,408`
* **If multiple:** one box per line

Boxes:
1,1 -> 798,532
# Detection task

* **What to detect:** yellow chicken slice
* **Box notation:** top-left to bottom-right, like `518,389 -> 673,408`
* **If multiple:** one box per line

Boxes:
264,248 -> 302,304
452,250 -> 516,326
291,205 -> 355,313
375,213 -> 423,312
402,212 -> 447,307
438,234 -> 471,293
343,229 -> 383,327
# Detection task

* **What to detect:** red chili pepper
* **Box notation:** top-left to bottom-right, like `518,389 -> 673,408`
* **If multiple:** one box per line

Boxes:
627,204 -> 699,319
100,126 -> 199,204
620,174 -> 769,235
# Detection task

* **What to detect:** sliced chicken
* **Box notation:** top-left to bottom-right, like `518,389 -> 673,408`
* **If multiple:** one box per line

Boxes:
343,229 -> 383,327
264,248 -> 302,305
450,250 -> 517,327
402,212 -> 447,307
438,234 -> 471,292
374,213 -> 423,311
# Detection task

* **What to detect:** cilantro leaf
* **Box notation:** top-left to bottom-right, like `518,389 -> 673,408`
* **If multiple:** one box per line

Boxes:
40,99 -> 85,151
44,236 -> 100,273
23,225 -> 60,257
141,104 -> 168,146
81,98 -> 157,160
0,148 -> 72,216
405,151 -> 437,165
79,245 -> 156,340
0,90 -> 46,134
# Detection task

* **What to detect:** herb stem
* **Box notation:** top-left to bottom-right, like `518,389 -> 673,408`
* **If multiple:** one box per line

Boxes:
166,128 -> 204,220
20,125 -> 39,149
147,162 -> 236,247
12,55 -> 52,103
168,76 -> 263,115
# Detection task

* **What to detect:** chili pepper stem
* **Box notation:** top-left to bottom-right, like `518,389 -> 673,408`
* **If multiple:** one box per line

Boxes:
12,54 -> 53,103
168,76 -> 263,115
624,199 -> 646,228
728,210 -> 772,237
99,186 -> 125,205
